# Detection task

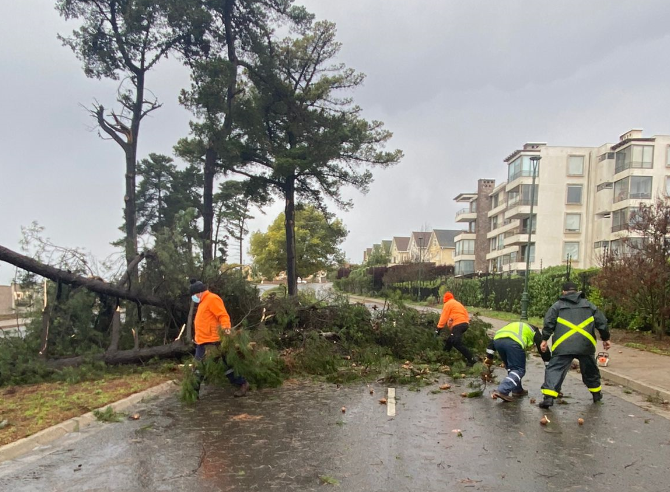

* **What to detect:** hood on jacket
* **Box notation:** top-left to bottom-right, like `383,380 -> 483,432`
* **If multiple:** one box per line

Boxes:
443,292 -> 454,303
559,291 -> 584,304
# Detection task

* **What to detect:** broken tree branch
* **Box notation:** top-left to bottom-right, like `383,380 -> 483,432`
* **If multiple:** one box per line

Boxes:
0,244 -> 166,308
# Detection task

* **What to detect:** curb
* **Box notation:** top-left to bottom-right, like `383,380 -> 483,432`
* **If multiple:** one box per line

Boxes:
600,367 -> 670,402
0,379 -> 179,464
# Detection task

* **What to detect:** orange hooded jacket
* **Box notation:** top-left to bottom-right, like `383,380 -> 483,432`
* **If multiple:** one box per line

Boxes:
437,292 -> 469,330
194,291 -> 232,344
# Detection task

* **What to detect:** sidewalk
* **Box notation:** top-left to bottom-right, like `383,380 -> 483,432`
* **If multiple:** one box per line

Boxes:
349,295 -> 670,402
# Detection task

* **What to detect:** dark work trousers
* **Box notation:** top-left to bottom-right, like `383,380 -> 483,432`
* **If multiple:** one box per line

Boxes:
444,323 -> 475,364
194,342 -> 247,389
493,337 -> 527,395
541,353 -> 601,398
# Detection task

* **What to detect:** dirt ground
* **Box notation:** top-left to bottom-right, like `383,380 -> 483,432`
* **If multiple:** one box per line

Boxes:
609,328 -> 670,355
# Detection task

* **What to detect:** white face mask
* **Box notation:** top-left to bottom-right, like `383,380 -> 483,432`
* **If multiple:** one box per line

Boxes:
192,294 -> 201,303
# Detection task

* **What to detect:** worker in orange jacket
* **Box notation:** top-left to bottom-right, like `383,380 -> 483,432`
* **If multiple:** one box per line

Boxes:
436,292 -> 477,366
190,279 -> 249,397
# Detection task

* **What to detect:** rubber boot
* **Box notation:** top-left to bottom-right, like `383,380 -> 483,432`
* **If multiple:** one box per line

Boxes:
538,396 -> 554,409
592,391 -> 603,403
234,381 -> 250,397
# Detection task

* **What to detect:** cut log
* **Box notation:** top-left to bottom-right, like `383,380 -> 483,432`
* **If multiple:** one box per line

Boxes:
0,244 -> 166,308
48,340 -> 192,369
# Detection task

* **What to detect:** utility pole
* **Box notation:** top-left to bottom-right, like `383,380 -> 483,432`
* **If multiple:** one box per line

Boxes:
520,155 -> 541,321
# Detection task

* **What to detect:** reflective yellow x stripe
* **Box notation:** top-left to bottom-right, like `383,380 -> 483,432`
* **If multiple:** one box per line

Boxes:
551,316 -> 596,351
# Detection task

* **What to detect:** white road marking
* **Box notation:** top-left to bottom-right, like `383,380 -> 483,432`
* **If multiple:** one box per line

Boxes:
387,387 -> 396,417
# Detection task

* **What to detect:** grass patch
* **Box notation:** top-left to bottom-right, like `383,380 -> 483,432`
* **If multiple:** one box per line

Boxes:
93,406 -> 124,423
624,343 -> 670,357
0,367 -> 173,446
319,475 -> 340,485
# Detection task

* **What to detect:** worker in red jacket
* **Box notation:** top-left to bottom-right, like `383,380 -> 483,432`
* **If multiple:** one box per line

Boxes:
190,279 -> 249,398
436,292 -> 476,366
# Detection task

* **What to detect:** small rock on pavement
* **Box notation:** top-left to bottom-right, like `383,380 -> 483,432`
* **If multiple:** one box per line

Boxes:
0,419 -> 9,429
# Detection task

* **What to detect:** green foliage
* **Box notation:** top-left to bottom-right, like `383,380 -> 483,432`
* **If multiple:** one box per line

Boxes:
250,205 -> 348,279
0,337 -> 53,386
438,278 -> 482,307
221,330 -> 284,388
93,406 -> 124,423
333,267 -> 373,295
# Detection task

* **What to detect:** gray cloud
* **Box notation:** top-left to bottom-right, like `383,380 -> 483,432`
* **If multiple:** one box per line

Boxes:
3,0 -> 670,281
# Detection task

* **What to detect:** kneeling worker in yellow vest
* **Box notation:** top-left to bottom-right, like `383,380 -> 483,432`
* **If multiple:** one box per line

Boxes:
485,321 -> 548,402
538,282 -> 610,409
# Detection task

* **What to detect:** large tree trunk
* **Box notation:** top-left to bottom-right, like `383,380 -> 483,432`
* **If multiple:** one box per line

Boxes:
203,146 -> 216,265
0,245 -> 166,308
285,174 -> 298,296
48,340 -> 191,369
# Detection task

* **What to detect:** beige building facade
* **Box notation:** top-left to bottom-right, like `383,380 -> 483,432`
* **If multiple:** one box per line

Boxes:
473,129 -> 670,274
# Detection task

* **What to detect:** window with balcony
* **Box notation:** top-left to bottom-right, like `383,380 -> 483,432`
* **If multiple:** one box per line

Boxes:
455,260 -> 475,276
566,185 -> 582,204
615,145 -> 653,174
490,215 -> 498,230
567,155 -> 585,176
497,234 -> 504,250
520,215 -> 536,234
564,242 -> 579,261
492,194 -> 499,208
565,213 -> 581,233
630,176 -> 652,199
468,221 -> 476,233
612,208 -> 638,233
508,184 -> 538,207
456,239 -> 475,256
508,155 -> 539,182
470,199 -> 477,213
614,177 -> 629,203
520,243 -> 535,262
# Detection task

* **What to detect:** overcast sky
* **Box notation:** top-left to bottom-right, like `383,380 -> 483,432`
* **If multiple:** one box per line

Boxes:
3,0 -> 670,283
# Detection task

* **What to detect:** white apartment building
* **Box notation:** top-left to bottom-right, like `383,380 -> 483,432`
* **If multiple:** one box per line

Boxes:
475,129 -> 670,274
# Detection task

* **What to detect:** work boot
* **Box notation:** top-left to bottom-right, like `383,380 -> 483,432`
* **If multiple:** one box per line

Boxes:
592,391 -> 603,403
233,381 -> 250,398
538,396 -> 554,409
512,389 -> 529,397
492,391 -> 514,402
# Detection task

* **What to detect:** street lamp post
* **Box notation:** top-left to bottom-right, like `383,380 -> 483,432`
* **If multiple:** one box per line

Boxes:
520,155 -> 541,321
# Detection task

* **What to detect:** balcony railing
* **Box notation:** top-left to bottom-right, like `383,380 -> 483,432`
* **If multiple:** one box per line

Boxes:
507,197 -> 536,208
508,169 -> 538,182
518,254 -> 536,263
456,207 -> 475,217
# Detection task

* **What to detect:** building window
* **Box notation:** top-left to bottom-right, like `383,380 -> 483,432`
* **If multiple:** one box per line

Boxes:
565,213 -> 581,233
665,176 -> 670,196
614,177 -> 629,202
456,239 -> 475,256
492,194 -> 499,208
615,145 -> 654,174
564,242 -> 580,261
630,176 -> 652,199
455,260 -> 475,276
567,155 -> 585,176
508,155 -> 539,182
667,146 -> 670,167
470,199 -> 477,213
521,215 -> 536,233
508,184 -> 538,207
566,185 -> 582,204
520,243 -> 535,262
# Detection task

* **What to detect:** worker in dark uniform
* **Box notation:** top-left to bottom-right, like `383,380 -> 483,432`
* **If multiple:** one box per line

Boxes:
485,321 -> 550,402
539,282 -> 610,409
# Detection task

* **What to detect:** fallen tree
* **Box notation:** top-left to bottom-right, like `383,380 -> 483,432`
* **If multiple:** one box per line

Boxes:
47,340 -> 192,369
0,245 -> 166,308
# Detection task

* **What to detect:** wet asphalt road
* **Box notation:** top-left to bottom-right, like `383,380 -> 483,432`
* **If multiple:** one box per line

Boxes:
1,358 -> 669,492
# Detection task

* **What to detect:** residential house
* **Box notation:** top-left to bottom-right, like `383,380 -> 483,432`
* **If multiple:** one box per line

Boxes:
407,231 -> 432,262
426,229 -> 460,266
389,236 -> 410,265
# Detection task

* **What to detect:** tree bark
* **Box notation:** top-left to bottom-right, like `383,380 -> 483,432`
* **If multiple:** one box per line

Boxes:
203,146 -> 216,265
48,340 -> 191,369
108,306 -> 122,352
0,244 -> 166,308
186,300 -> 195,344
285,173 -> 298,296
38,304 -> 51,359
